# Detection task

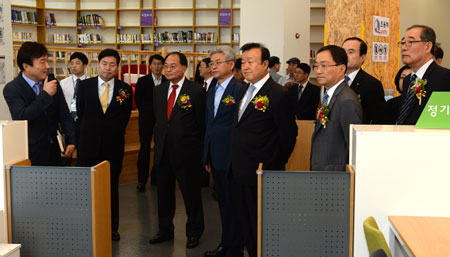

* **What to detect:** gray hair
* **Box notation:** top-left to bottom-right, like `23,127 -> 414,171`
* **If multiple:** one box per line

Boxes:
210,45 -> 236,62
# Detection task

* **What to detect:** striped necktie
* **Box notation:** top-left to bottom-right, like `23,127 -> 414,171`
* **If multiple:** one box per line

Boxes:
396,74 -> 418,125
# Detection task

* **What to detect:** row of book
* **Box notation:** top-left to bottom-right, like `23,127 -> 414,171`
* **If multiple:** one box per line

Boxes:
78,34 -> 102,44
232,33 -> 240,43
48,51 -> 66,60
153,31 -> 218,43
77,14 -> 105,26
52,34 -> 71,44
310,50 -> 317,58
12,10 -> 38,24
117,34 -> 140,44
13,32 -> 33,42
46,13 -> 56,26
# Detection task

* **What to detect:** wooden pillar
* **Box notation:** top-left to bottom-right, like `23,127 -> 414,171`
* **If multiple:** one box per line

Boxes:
326,0 -> 400,90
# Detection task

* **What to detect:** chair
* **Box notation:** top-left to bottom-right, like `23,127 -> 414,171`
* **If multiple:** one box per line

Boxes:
363,216 -> 393,257
370,248 -> 388,257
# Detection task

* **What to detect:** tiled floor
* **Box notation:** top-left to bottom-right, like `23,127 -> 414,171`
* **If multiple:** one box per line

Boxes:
112,182 -> 223,257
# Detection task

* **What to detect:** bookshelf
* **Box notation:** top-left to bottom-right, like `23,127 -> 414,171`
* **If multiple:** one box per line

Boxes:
309,0 -> 325,84
11,0 -> 241,53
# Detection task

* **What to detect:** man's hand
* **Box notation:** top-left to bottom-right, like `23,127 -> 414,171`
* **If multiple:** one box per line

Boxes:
43,76 -> 57,96
61,144 -> 75,158
205,163 -> 211,173
284,81 -> 294,88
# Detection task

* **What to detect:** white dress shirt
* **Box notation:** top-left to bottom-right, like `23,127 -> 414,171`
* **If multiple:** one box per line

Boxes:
239,73 -> 270,114
60,74 -> 87,112
346,68 -> 360,86
324,79 -> 345,103
167,77 -> 186,107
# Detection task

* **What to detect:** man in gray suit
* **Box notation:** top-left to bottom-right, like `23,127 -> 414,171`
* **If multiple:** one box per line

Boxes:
310,45 -> 363,171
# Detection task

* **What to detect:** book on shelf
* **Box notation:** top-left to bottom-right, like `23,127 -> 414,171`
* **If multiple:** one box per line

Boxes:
232,33 -> 240,43
117,34 -> 140,44
12,10 -> 37,24
14,32 -> 32,41
121,54 -> 138,61
52,33 -> 70,44
141,34 -> 153,43
48,51 -> 66,60
78,33 -> 102,44
193,32 -> 217,43
46,13 -> 56,26
77,14 -> 105,26
154,31 -> 194,43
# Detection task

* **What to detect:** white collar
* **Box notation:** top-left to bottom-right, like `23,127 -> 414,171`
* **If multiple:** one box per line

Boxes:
347,68 -> 360,83
98,76 -> 114,87
152,73 -> 162,81
169,76 -> 185,88
325,79 -> 345,100
250,73 -> 270,92
72,74 -> 87,81
413,59 -> 434,79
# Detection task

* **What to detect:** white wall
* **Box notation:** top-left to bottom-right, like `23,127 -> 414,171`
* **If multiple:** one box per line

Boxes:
241,0 -> 310,75
0,0 -> 13,120
400,0 -> 450,68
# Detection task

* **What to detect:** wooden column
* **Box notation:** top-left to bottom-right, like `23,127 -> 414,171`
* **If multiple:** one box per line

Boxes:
326,0 -> 400,90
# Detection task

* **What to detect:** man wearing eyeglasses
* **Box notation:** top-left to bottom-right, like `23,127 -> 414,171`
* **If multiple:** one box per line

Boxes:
342,37 -> 389,124
310,45 -> 362,171
150,52 -> 206,249
203,46 -> 244,257
396,25 -> 450,125
199,57 -> 217,92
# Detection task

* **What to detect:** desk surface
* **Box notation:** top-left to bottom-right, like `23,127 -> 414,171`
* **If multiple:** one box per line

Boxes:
389,216 -> 450,257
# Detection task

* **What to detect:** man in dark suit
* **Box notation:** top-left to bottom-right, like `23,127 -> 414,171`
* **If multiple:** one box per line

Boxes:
134,54 -> 167,192
310,45 -> 363,171
76,49 -> 132,241
342,37 -> 389,124
149,52 -> 205,249
228,43 -> 298,257
203,46 -> 244,257
397,25 -> 450,125
3,42 -> 76,166
287,63 -> 320,120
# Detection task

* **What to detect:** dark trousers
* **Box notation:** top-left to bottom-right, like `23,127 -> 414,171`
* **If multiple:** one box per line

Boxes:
137,132 -> 152,185
156,146 -> 204,237
211,167 -> 244,257
231,179 -> 258,257
77,150 -> 123,233
30,141 -> 63,166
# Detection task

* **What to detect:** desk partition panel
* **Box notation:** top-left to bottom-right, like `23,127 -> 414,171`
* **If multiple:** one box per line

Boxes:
260,169 -> 354,257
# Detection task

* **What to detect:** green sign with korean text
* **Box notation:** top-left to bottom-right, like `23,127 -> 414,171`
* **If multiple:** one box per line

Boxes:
416,92 -> 450,129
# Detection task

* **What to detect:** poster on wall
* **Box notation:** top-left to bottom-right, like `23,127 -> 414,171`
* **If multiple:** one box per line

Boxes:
0,27 -> 4,45
0,56 -> 5,84
373,16 -> 390,37
373,42 -> 389,62
219,9 -> 231,25
141,10 -> 152,26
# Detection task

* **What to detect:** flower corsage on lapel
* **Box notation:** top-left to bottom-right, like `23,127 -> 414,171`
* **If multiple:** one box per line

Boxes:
252,95 -> 269,112
116,88 -> 130,104
317,105 -> 330,128
177,94 -> 192,109
222,95 -> 236,105
411,78 -> 428,105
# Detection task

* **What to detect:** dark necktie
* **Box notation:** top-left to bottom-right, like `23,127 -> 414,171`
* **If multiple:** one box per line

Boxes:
345,75 -> 351,85
322,92 -> 329,105
203,81 -> 208,90
396,74 -> 418,125
74,78 -> 81,98
298,85 -> 304,101
167,84 -> 178,120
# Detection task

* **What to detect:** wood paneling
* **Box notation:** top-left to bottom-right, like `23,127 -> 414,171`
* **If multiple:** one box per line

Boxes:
325,0 -> 400,90
285,120 -> 315,171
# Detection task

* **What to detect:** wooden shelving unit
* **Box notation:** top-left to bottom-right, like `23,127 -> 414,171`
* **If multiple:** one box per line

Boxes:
309,0 -> 325,83
11,0 -> 241,53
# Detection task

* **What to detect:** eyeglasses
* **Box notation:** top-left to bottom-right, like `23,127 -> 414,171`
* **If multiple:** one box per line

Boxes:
398,40 -> 427,48
313,63 -> 340,71
208,60 -> 228,67
163,64 -> 178,70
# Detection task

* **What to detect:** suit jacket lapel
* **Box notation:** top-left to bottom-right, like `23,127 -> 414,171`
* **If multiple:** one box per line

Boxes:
214,78 -> 235,119
238,78 -> 272,123
234,83 -> 249,125
160,82 -> 169,120
313,81 -> 346,135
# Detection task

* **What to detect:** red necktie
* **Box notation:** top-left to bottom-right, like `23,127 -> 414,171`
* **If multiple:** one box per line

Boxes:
167,84 -> 178,120
204,81 -> 208,90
